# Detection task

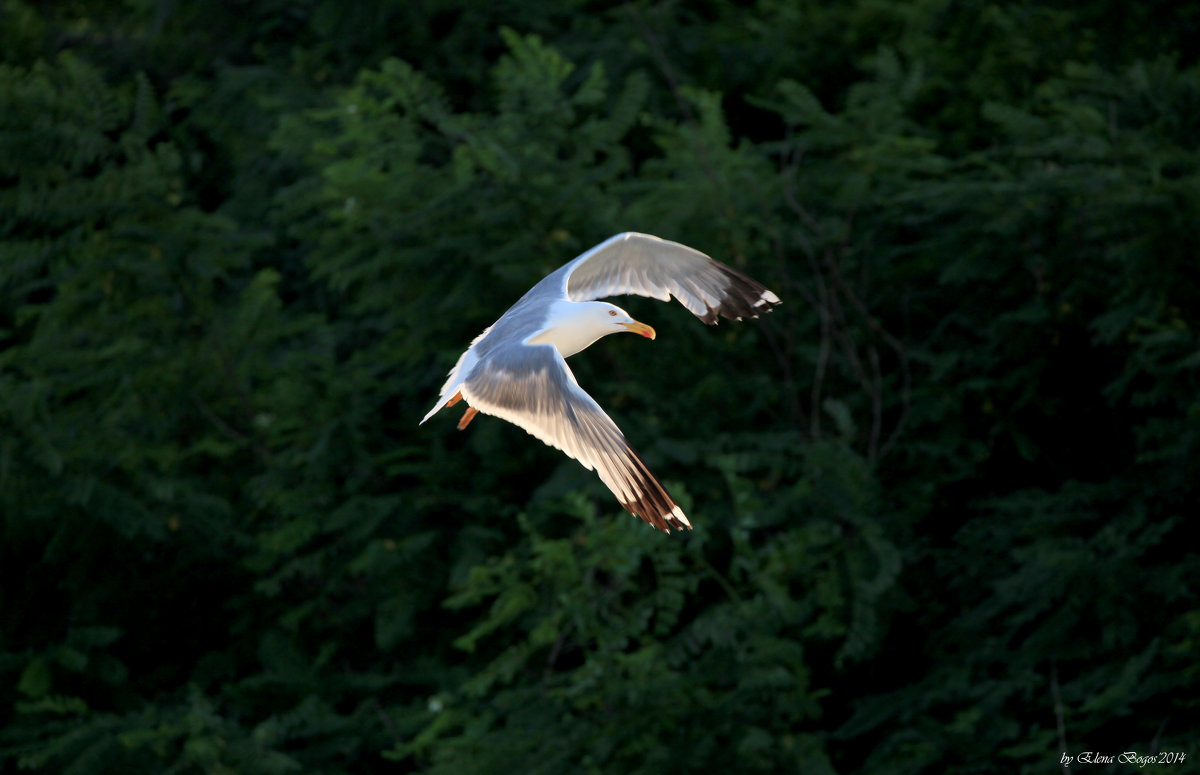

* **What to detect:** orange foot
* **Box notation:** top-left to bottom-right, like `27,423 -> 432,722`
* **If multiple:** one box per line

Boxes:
446,390 -> 463,407
457,406 -> 479,430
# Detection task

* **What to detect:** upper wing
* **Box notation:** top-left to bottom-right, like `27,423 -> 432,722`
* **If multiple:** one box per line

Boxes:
459,341 -> 690,532
560,232 -> 781,324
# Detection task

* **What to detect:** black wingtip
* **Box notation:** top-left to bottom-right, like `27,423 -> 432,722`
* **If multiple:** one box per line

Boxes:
709,263 -> 781,325
616,447 -> 693,532
621,499 -> 693,532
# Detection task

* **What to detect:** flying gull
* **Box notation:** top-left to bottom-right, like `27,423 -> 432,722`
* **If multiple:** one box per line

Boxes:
420,232 -> 780,532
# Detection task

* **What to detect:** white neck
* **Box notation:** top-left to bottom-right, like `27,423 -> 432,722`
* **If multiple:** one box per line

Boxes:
524,301 -> 613,358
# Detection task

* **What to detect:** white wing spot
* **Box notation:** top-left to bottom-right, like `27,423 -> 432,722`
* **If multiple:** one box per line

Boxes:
754,290 -> 781,307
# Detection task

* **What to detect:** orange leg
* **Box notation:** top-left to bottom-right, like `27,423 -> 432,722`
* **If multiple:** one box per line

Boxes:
457,406 -> 479,430
446,390 -> 463,407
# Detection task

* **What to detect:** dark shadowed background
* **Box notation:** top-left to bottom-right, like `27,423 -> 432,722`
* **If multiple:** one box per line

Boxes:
2,1 -> 1197,772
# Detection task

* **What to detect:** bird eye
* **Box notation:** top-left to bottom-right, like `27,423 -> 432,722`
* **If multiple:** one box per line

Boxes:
608,310 -> 617,316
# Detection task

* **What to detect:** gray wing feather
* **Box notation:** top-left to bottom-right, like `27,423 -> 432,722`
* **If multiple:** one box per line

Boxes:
460,342 -> 690,532
561,232 -> 781,324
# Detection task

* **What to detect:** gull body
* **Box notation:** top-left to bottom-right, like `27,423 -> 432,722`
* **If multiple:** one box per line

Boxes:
421,232 -> 780,532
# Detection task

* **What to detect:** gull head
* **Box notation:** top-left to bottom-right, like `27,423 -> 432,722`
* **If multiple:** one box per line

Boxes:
531,300 -> 656,358
590,301 -> 656,340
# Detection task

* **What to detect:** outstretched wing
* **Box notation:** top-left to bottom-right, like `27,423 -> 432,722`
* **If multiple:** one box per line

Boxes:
459,342 -> 690,532
560,232 -> 781,324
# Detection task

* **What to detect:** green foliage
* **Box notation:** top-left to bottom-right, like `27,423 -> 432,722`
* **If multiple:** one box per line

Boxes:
3,2 -> 1198,774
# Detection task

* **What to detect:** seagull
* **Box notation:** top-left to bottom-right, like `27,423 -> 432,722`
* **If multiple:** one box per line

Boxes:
420,232 -> 780,532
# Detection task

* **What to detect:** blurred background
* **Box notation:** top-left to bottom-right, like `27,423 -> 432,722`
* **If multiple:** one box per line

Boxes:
1,1 -> 1197,772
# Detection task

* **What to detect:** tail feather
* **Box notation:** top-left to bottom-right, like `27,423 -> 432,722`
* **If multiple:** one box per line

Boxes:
420,387 -> 461,425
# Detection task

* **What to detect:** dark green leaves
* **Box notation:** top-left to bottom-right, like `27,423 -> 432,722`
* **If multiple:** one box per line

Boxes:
3,4 -> 1198,774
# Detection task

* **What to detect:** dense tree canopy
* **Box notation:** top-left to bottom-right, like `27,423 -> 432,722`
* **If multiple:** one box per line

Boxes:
2,2 -> 1197,773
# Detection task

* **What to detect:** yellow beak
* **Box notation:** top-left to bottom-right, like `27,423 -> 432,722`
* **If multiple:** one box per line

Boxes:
620,320 -> 656,340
